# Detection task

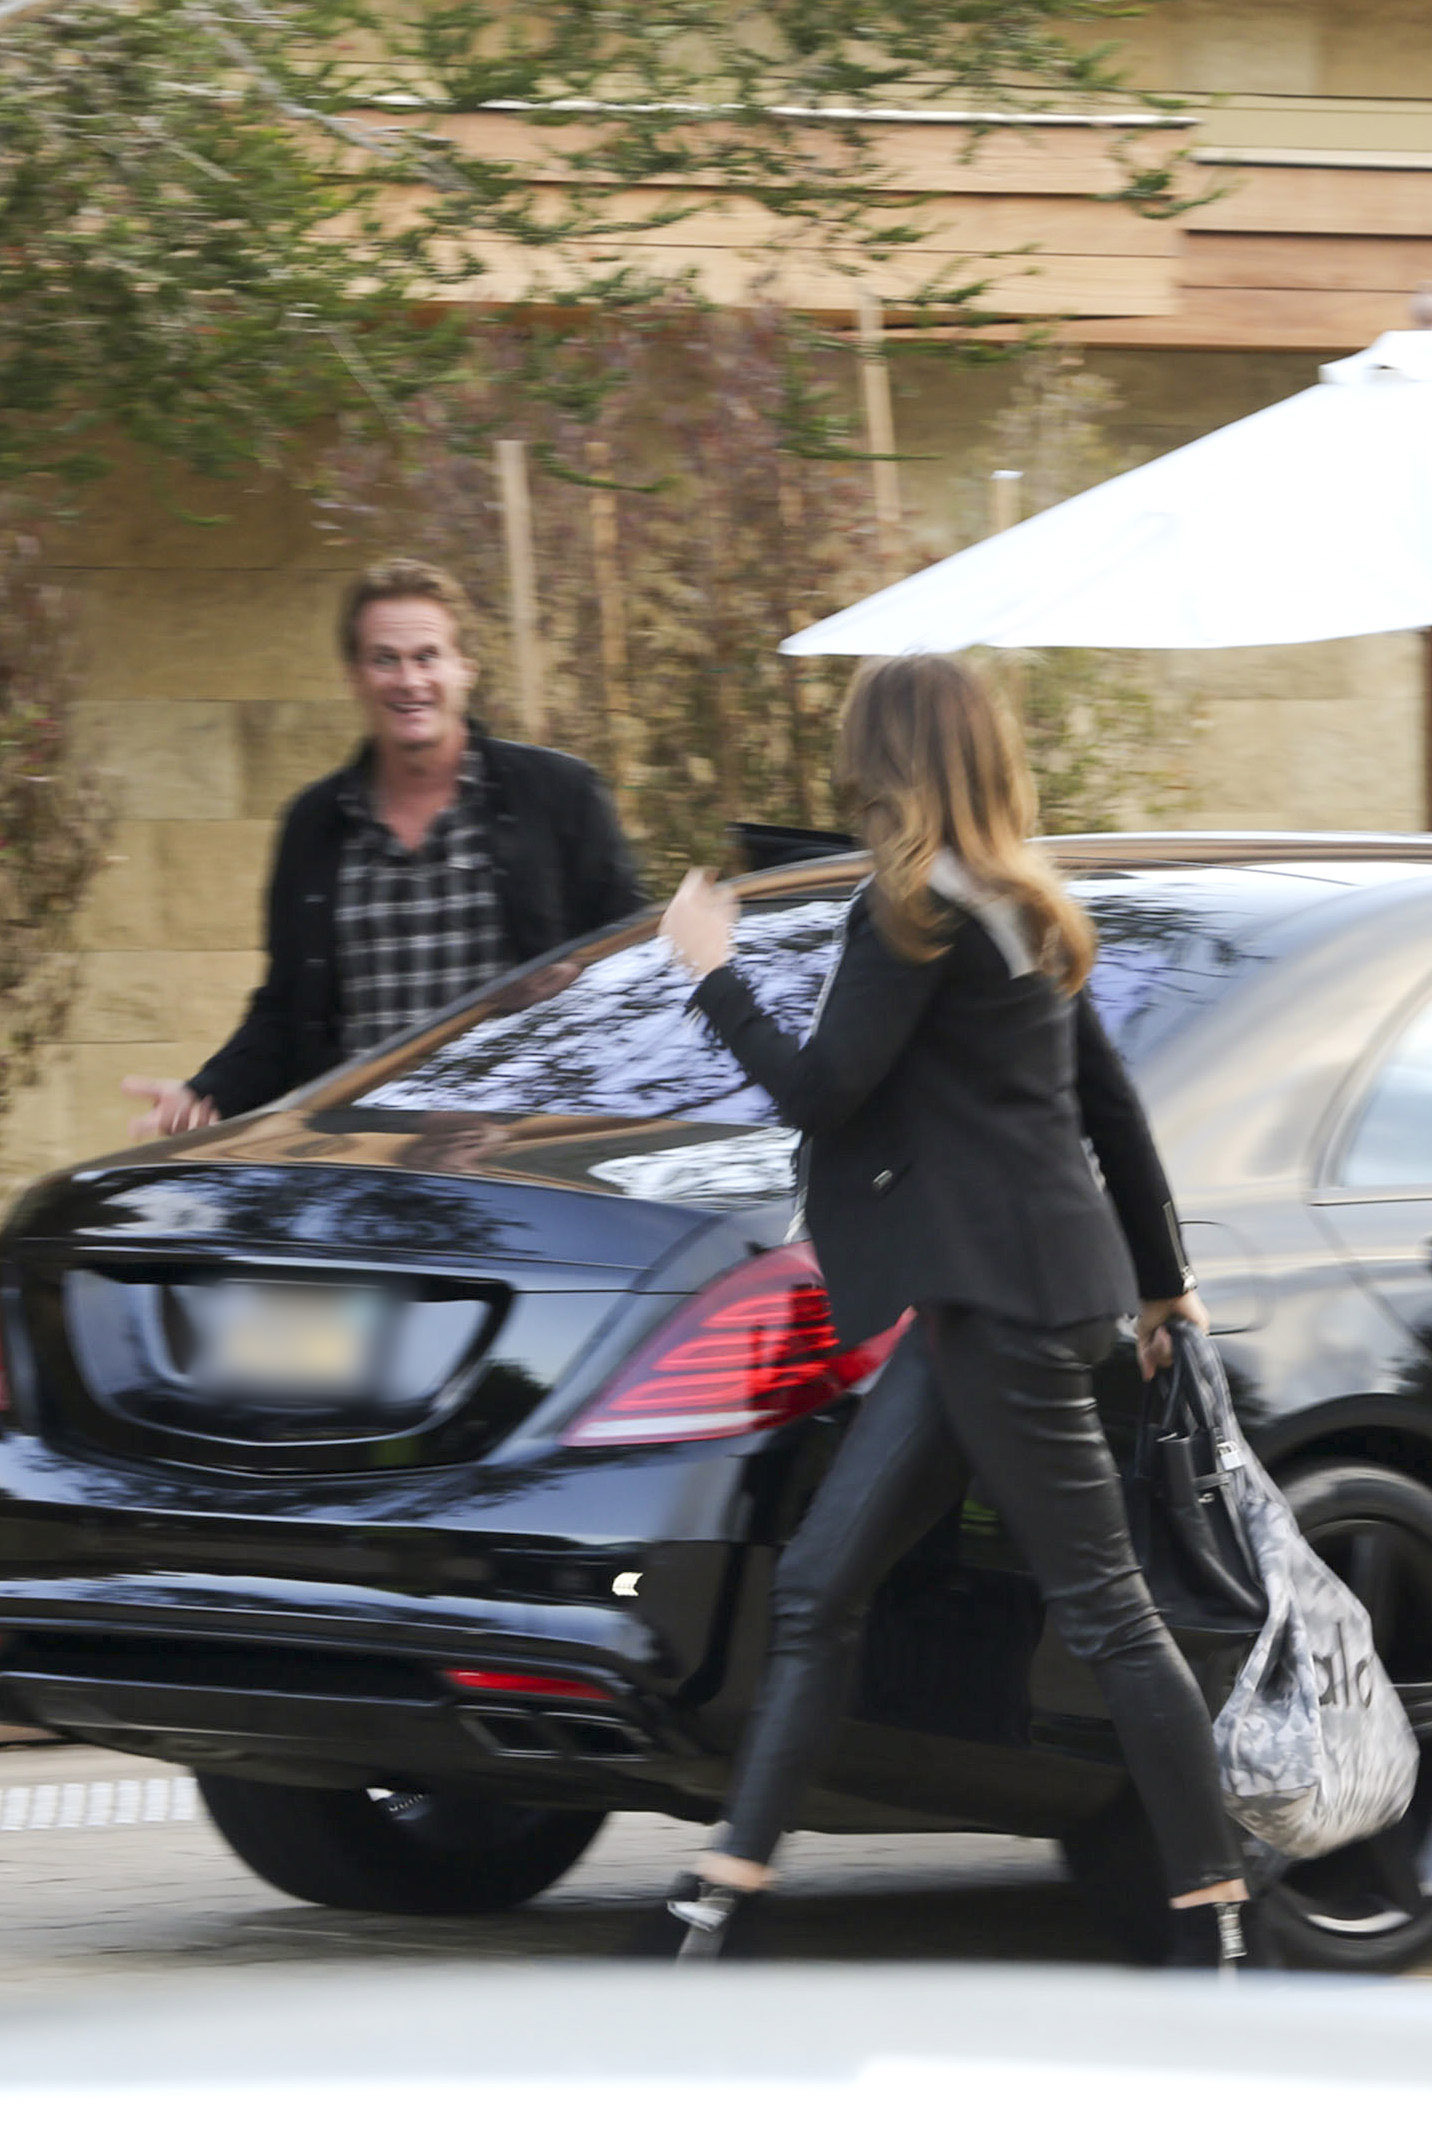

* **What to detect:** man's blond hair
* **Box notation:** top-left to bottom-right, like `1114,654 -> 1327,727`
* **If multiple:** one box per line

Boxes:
338,558 -> 479,664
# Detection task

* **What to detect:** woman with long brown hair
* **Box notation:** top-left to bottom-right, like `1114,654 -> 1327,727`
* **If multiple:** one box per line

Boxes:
651,653 -> 1252,1968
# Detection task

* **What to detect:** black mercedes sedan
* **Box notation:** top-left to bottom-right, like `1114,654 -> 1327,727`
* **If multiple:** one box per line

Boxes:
3,833 -> 1432,1972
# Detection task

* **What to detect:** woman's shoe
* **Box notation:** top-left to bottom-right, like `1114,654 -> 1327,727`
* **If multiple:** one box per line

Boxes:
1166,1898 -> 1265,1972
631,1873 -> 770,1961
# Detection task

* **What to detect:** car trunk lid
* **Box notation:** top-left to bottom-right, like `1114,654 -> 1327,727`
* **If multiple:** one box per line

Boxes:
9,1161 -> 706,1475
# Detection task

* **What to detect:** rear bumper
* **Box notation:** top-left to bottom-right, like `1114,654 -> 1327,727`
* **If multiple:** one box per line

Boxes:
0,1600 -> 725,1811
0,1419 -> 750,1810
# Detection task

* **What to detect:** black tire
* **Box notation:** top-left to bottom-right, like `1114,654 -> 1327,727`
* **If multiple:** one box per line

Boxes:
1258,1462 -> 1432,1972
1063,1460 -> 1432,1973
196,1775 -> 606,1914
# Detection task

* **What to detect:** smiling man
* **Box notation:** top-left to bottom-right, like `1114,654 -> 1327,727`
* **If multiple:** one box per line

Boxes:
124,559 -> 643,1135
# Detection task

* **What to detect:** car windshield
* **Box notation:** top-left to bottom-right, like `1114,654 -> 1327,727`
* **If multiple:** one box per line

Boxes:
356,869 -> 1293,1126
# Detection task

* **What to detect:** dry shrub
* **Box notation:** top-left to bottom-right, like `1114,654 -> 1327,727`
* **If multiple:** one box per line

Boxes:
320,299 -> 902,880
0,518 -> 111,1121
981,348 -> 1196,832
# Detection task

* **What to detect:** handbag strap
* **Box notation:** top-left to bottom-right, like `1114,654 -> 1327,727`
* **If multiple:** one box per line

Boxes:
1134,1347 -> 1188,1481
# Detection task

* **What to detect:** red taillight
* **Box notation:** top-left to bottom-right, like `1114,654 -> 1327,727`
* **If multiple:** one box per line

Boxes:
442,1670 -> 611,1701
562,1243 -> 908,1448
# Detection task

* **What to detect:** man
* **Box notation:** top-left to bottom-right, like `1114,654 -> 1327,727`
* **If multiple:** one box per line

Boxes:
124,558 -> 642,1135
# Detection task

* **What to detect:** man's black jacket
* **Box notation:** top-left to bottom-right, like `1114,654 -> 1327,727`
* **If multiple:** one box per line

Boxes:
191,728 -> 643,1118
692,887 -> 1193,1346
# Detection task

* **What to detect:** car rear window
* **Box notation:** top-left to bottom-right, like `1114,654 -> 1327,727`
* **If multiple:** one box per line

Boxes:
360,897 -> 851,1125
355,868 -> 1301,1124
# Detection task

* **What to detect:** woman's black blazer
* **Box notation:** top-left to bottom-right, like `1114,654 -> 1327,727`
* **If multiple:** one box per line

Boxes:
691,886 -> 1194,1346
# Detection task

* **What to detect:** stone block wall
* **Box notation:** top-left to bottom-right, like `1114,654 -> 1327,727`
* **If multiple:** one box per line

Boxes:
1166,637 -> 1423,832
0,470 -> 367,1194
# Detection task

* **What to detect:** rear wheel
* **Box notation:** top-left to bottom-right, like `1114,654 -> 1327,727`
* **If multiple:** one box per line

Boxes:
196,1775 -> 606,1914
1259,1463 -> 1432,1971
1063,1460 -> 1432,1971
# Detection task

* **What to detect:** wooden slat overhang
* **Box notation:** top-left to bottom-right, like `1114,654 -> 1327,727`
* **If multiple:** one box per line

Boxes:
358,106 -> 1192,324
361,104 -> 1432,351
1022,154 -> 1432,351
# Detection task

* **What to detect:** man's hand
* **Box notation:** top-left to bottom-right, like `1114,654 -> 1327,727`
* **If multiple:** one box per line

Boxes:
120,1077 -> 220,1142
1135,1289 -> 1210,1381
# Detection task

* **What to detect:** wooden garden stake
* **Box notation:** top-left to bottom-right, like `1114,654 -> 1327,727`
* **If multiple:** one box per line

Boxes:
496,437 -> 546,742
586,437 -> 640,818
856,292 -> 902,578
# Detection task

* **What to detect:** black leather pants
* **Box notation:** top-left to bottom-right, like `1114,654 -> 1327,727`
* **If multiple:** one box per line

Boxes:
717,1307 -> 1243,1899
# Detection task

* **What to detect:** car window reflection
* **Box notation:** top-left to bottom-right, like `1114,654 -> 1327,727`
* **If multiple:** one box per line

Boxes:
1336,993 -> 1432,1189
361,899 -> 850,1125
354,872 -> 1287,1126
1082,875 -> 1280,1056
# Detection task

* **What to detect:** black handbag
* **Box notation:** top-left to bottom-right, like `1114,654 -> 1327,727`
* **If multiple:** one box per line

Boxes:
1128,1336 -> 1268,1632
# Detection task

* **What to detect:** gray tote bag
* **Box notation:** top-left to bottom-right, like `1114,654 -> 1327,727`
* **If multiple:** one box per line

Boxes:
1177,1329 -> 1419,1861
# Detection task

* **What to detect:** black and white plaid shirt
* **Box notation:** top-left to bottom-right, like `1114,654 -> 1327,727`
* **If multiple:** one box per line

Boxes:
334,734 -> 509,1058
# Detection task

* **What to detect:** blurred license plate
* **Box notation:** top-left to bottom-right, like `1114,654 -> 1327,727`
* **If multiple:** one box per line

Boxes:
207,1285 -> 380,1392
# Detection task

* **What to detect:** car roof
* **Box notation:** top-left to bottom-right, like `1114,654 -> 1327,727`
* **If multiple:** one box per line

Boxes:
173,829 -> 1432,1208
298,832 -> 1430,1109
1048,832 -> 1432,873
733,838 -> 1432,1192
734,830 -> 1432,902
733,833 -> 1432,976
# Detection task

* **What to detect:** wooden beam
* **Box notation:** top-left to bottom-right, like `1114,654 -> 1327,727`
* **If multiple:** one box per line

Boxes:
1181,233 -> 1432,294
774,463 -> 819,824
697,272 -> 1416,349
989,468 -> 1022,536
465,190 -> 1179,259
586,437 -> 641,821
988,469 -> 1024,721
857,293 -> 902,577
438,243 -> 1179,317
1068,284 -> 1423,349
380,106 -> 1192,198
495,437 -> 546,743
1188,165 -> 1432,238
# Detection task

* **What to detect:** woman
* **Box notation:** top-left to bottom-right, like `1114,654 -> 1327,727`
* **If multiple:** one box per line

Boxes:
653,654 -> 1251,1969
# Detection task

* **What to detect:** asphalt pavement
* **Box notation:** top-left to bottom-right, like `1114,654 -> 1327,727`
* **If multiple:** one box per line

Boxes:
8,1738 -> 1432,2148
7,1741 -> 1432,1995
0,1740 -> 1114,1994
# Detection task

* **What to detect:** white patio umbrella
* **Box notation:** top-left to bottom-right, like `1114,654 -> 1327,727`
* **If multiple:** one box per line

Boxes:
781,328 -> 1432,657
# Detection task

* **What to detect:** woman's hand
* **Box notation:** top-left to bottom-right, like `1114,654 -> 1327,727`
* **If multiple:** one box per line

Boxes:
1136,1289 -> 1210,1381
662,868 -> 739,979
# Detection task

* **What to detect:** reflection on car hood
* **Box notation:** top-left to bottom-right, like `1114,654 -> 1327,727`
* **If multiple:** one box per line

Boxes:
128,1110 -> 801,1216
585,1126 -> 799,1203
